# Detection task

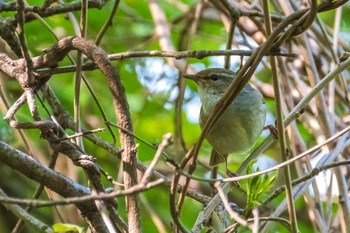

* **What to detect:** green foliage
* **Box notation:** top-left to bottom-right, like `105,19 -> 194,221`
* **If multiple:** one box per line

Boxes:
244,160 -> 277,216
0,0 -> 349,232
52,223 -> 84,233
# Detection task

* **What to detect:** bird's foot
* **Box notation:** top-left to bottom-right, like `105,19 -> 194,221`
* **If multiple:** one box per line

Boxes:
264,124 -> 278,139
226,168 -> 240,188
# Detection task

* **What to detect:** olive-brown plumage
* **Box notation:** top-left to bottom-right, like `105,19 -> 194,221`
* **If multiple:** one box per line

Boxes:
184,68 -> 267,167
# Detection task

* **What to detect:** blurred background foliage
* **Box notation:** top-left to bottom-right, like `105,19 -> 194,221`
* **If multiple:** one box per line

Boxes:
0,0 -> 350,232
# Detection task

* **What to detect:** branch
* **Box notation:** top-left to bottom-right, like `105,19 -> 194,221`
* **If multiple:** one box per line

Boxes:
0,140 -> 108,233
38,36 -> 141,232
1,36 -> 141,232
0,188 -> 53,233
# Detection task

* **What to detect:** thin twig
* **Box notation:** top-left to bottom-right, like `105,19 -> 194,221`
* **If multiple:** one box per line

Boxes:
0,178 -> 165,207
176,1 -> 204,215
95,0 -> 120,45
140,133 -> 172,184
224,125 -> 350,183
262,1 -> 298,232
215,182 -> 250,228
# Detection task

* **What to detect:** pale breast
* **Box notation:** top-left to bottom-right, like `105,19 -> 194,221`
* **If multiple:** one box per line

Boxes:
199,85 -> 267,156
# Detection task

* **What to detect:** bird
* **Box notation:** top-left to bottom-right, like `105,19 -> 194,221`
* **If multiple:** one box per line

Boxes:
183,68 -> 267,175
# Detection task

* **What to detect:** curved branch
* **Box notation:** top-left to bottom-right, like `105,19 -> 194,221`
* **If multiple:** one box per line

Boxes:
0,140 -> 108,233
1,36 -> 140,232
31,36 -> 140,232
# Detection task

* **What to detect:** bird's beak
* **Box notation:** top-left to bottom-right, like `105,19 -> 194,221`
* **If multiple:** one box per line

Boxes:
183,74 -> 198,81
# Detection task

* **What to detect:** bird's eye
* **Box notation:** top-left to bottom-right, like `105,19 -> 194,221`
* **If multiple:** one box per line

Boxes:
211,75 -> 219,81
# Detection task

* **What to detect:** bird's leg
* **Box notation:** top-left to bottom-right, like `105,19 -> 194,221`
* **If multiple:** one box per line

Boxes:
225,158 -> 240,188
210,166 -> 219,196
210,165 -> 218,180
225,162 -> 236,177
264,124 -> 278,139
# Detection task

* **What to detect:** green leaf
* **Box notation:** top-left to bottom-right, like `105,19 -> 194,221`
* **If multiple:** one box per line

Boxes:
245,160 -> 278,215
52,223 -> 84,233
